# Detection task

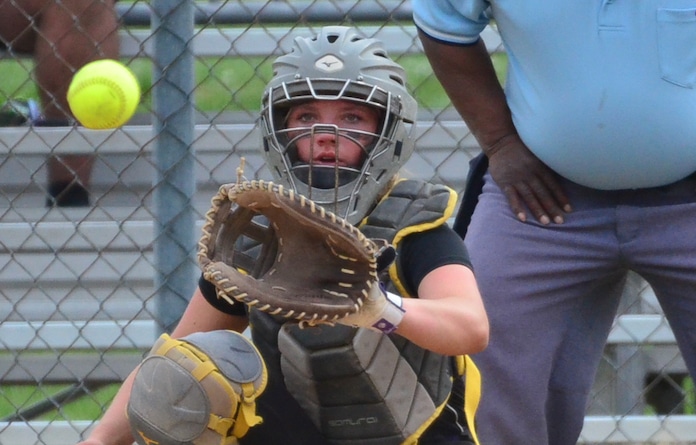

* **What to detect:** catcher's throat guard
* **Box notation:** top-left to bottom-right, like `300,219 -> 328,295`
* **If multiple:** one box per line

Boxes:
127,330 -> 267,445
198,180 -> 381,326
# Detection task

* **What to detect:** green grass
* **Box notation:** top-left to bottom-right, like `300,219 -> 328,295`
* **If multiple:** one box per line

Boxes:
684,377 -> 695,414
1,384 -> 120,421
0,54 -> 508,114
0,59 -> 40,102
2,375 -> 693,421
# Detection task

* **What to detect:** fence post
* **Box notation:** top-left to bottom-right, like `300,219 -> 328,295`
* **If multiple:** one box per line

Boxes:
151,0 -> 196,333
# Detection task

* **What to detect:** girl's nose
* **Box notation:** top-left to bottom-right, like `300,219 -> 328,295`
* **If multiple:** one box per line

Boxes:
312,130 -> 337,146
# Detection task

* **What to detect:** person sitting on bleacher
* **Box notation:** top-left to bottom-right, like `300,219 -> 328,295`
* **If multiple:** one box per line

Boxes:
0,0 -> 120,207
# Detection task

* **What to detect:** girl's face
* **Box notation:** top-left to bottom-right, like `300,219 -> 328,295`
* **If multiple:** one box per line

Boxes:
285,100 -> 380,168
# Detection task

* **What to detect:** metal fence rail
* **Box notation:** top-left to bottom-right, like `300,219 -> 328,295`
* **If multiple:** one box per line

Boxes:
1,1 -> 694,444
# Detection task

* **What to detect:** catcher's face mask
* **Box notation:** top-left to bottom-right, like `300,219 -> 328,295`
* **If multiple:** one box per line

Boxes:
260,26 -> 417,225
287,100 -> 378,169
281,99 -> 378,189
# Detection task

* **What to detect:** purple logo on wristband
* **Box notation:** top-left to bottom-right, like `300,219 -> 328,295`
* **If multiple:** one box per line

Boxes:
373,319 -> 398,334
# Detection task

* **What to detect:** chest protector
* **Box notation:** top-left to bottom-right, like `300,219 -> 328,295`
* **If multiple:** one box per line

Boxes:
249,179 -> 481,445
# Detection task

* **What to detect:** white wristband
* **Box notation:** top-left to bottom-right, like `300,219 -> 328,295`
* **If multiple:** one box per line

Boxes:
372,291 -> 405,334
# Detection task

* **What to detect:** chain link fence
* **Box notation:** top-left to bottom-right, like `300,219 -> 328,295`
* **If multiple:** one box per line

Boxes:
1,1 -> 694,444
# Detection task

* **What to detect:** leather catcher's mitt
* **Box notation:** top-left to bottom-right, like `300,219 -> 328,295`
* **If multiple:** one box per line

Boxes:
198,180 -> 380,326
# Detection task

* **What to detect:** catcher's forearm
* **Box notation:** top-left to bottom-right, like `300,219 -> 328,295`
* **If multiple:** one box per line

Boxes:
398,296 -> 490,356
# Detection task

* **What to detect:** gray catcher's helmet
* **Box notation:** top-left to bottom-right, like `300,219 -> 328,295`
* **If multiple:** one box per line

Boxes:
260,26 -> 417,224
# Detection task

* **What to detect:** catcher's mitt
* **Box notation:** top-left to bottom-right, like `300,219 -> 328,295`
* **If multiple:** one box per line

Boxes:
198,180 -> 381,326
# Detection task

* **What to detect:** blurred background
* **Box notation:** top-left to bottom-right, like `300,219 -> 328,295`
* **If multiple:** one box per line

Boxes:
0,1 -> 694,444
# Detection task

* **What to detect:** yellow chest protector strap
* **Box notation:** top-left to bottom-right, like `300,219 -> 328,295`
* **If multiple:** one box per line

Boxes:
458,354 -> 482,445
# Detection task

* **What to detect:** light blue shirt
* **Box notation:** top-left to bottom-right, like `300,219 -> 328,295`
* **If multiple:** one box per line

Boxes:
413,0 -> 696,189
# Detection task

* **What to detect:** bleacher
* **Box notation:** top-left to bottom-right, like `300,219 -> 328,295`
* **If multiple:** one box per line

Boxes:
1,4 -> 695,444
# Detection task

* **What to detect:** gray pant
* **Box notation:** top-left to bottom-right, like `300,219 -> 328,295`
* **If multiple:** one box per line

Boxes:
465,173 -> 696,445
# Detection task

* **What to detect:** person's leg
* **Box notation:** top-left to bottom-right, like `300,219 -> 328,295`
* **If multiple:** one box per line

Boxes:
34,0 -> 119,206
465,175 -> 626,445
624,177 -> 696,389
0,4 -> 39,127
34,0 -> 119,119
544,274 -> 627,444
0,0 -> 38,51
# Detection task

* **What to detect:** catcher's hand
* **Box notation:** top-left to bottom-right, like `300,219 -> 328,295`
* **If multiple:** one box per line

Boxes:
336,281 -> 405,334
198,180 -> 403,329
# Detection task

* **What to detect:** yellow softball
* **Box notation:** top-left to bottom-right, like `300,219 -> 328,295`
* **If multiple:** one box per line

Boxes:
67,59 -> 141,129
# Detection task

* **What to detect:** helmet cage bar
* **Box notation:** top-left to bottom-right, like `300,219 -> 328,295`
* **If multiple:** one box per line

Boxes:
270,78 -> 396,114
263,84 -> 402,220
274,124 -> 374,215
301,125 -> 355,209
279,124 -> 379,156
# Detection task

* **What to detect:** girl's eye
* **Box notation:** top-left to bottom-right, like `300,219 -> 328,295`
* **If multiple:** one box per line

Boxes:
343,113 -> 372,126
297,113 -> 316,123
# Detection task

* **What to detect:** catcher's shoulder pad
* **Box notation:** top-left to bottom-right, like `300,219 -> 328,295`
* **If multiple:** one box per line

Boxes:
360,179 -> 457,296
198,180 -> 380,326
361,179 -> 456,243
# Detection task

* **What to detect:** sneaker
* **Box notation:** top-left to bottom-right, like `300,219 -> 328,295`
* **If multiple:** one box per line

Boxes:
0,98 -> 42,126
0,99 -> 91,207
